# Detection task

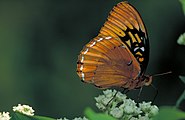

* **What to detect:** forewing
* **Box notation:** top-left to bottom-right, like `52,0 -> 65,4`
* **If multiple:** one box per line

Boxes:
77,36 -> 140,88
99,1 -> 149,74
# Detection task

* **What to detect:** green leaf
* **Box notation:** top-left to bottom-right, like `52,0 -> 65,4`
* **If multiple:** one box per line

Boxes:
153,107 -> 185,120
84,108 -> 117,120
11,112 -> 33,120
180,0 -> 185,15
33,116 -> 56,120
177,33 -> 185,46
176,76 -> 185,107
179,76 -> 185,84
11,112 -> 55,120
176,90 -> 185,107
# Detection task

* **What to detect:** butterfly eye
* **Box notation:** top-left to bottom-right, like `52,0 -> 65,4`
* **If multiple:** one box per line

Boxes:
144,76 -> 152,86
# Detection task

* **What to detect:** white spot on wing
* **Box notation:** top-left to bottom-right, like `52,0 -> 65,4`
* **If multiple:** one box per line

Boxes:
121,45 -> 126,48
84,48 -> 89,54
80,65 -> 83,71
140,47 -> 145,51
81,55 -> 84,62
90,41 -> 96,47
97,38 -> 103,42
81,72 -> 85,80
105,36 -> 112,39
134,47 -> 139,52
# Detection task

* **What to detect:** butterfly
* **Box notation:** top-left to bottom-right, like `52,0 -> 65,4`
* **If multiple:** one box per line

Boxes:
77,1 -> 152,90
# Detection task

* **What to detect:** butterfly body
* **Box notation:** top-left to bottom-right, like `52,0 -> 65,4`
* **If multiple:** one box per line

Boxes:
77,1 -> 152,90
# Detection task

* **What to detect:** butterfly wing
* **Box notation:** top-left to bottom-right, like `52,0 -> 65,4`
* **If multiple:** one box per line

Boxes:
77,36 -> 140,88
99,1 -> 149,74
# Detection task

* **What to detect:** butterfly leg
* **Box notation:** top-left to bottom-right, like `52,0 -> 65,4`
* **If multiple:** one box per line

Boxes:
106,90 -> 118,107
122,88 -> 129,94
151,84 -> 158,104
137,87 -> 143,101
106,88 -> 129,107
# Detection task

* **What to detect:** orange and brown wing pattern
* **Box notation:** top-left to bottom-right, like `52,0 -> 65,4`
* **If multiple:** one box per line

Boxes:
77,36 -> 141,88
99,1 -> 149,73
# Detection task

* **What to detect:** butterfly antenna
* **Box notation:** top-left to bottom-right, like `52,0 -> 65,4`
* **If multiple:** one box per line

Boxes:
151,71 -> 172,77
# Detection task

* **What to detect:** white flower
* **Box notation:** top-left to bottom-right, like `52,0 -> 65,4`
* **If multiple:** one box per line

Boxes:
121,99 -> 139,115
103,89 -> 116,98
102,97 -> 112,106
95,92 -> 113,109
110,107 -> 123,118
138,115 -> 150,120
95,102 -> 106,110
95,89 -> 159,119
0,112 -> 11,120
148,105 -> 159,117
139,101 -> 152,112
95,94 -> 106,103
13,104 -> 34,116
73,117 -> 88,120
57,117 -> 69,120
122,115 -> 133,120
129,117 -> 138,120
139,101 -> 159,117
115,91 -> 127,102
57,117 -> 88,120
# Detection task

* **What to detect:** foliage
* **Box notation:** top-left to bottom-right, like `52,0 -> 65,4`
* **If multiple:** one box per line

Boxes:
176,76 -> 185,107
84,108 -> 116,120
153,107 -> 185,120
180,0 -> 185,15
11,112 -> 55,120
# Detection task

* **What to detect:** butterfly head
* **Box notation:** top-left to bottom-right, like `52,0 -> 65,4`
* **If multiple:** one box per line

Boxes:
143,75 -> 153,86
143,71 -> 172,86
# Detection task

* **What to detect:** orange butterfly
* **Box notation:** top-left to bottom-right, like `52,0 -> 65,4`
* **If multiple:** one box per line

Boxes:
77,1 -> 152,90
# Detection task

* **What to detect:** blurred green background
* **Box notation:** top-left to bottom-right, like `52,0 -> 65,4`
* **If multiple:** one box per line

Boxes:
0,0 -> 184,119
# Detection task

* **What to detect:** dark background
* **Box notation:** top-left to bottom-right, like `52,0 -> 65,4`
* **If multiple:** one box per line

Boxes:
0,0 -> 184,119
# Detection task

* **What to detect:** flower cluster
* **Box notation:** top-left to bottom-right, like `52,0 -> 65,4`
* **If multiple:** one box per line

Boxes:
13,104 -> 35,116
57,117 -> 88,120
95,89 -> 159,120
0,112 -> 11,120
0,90 -> 158,120
0,104 -> 35,120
